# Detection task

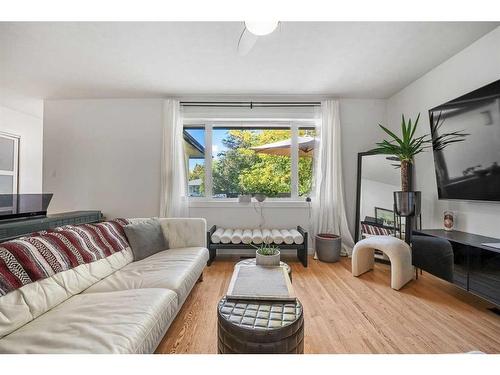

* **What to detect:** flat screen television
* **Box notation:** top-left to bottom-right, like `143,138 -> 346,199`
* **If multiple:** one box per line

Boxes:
429,79 -> 500,202
0,194 -> 53,221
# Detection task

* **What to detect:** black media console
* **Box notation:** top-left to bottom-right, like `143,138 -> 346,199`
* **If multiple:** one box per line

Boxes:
414,229 -> 500,306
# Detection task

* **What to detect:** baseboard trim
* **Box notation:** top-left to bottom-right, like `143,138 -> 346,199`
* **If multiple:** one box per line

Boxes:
488,307 -> 500,316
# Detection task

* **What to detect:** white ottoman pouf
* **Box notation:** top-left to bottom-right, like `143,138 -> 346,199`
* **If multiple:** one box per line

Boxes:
352,236 -> 414,290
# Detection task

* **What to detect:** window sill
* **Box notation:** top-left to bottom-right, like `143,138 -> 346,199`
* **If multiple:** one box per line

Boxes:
188,199 -> 310,208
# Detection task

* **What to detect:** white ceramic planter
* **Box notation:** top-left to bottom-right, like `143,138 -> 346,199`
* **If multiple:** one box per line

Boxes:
256,250 -> 280,266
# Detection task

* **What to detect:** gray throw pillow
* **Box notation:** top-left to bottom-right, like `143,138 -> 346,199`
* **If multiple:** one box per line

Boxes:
124,218 -> 168,261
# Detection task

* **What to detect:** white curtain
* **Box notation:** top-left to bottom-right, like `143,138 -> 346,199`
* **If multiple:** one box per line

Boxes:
160,99 -> 188,218
312,100 -> 355,256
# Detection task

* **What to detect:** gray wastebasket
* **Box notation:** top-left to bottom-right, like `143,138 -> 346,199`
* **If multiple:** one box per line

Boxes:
315,234 -> 341,262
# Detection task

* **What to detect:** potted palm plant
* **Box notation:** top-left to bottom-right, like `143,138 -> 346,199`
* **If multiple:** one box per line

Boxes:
372,114 -> 427,217
372,112 -> 469,240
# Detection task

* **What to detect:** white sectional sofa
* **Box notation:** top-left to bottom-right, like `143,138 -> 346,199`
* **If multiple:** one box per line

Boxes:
0,217 -> 208,354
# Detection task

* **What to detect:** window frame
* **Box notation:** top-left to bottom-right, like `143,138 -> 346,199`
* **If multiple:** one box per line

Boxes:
184,119 -> 317,202
0,132 -> 20,196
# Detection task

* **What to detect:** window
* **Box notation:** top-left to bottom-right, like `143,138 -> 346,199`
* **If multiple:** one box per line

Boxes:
212,127 -> 292,198
0,133 -> 19,195
183,123 -> 316,200
183,127 -> 205,197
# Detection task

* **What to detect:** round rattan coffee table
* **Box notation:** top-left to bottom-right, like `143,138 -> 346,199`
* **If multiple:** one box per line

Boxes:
236,258 -> 292,281
217,297 -> 304,354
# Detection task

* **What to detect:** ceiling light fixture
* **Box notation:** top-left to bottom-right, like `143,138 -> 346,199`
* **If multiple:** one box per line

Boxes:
244,21 -> 279,36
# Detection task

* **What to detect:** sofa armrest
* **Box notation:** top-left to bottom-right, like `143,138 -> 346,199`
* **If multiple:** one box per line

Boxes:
159,218 -> 207,249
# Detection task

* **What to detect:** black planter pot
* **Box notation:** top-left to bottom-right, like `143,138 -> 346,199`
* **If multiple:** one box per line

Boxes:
394,191 -> 421,217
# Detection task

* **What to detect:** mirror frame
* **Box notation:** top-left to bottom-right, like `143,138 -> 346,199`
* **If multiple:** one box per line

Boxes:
354,151 -> 413,242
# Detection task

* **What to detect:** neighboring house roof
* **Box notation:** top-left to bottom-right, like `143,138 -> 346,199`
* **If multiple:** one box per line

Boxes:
183,130 -> 205,158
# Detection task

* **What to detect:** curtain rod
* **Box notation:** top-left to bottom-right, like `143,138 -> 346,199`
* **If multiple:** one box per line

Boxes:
180,101 -> 321,108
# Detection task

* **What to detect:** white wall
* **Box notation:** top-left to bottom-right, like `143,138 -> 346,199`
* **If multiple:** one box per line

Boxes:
43,99 -> 164,219
387,26 -> 500,238
0,89 -> 43,193
339,99 -> 388,234
42,98 -> 387,248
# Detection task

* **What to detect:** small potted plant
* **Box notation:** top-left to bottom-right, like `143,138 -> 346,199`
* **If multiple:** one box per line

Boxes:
253,243 -> 280,267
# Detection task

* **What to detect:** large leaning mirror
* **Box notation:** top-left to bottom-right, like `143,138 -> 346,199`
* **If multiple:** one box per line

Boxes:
354,152 -> 407,246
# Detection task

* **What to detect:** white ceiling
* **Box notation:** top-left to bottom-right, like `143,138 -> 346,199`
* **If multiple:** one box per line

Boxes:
0,22 -> 498,99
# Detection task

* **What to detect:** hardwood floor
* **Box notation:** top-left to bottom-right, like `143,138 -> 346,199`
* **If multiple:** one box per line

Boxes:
155,255 -> 500,354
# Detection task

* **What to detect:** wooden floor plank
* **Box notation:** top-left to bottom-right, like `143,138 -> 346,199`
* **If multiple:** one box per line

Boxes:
155,256 -> 500,354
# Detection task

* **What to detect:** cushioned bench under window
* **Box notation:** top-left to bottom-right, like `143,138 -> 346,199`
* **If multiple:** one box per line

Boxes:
207,226 -> 308,267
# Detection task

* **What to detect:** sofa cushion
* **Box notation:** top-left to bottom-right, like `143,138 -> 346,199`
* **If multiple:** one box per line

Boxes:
158,218 -> 207,249
0,247 -> 133,339
83,247 -> 209,304
0,288 -> 178,354
124,218 -> 168,261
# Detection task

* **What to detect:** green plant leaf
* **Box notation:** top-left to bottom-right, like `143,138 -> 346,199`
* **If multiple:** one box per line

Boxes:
408,113 -> 420,141
405,118 -> 412,144
374,113 -> 430,165
401,114 -> 408,143
378,125 -> 404,147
